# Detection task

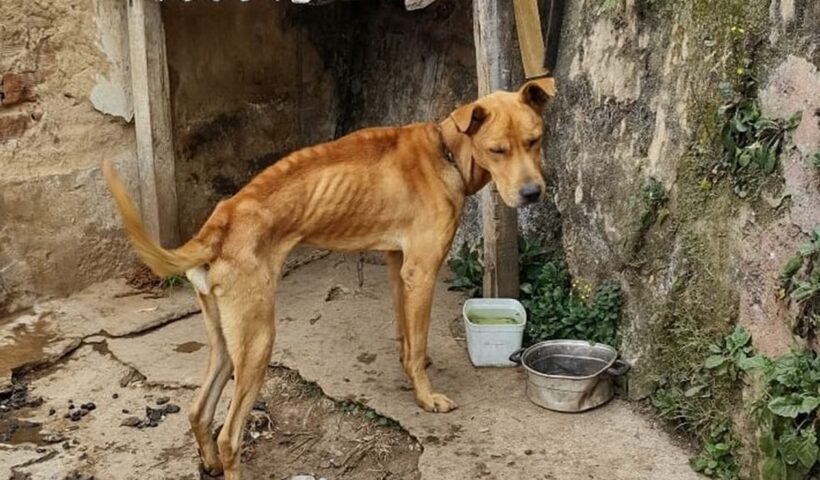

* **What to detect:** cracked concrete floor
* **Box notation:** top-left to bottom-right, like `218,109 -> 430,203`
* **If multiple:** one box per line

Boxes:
1,253 -> 701,479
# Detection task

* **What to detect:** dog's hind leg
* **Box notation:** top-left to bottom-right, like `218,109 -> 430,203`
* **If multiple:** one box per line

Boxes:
188,290 -> 233,476
214,261 -> 282,480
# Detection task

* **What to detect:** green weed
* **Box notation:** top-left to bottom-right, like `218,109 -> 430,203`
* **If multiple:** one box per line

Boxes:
653,326 -> 758,480
744,351 -> 820,479
448,238 -> 623,347
630,178 -> 668,253
446,241 -> 483,298
160,274 -> 189,289
779,226 -> 820,339
716,78 -> 801,197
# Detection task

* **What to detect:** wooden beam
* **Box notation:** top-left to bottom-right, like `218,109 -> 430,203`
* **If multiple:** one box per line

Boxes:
473,0 -> 520,299
127,0 -> 180,248
513,0 -> 548,78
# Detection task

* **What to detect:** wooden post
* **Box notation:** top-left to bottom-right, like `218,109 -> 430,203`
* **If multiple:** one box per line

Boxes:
473,0 -> 520,298
127,0 -> 180,247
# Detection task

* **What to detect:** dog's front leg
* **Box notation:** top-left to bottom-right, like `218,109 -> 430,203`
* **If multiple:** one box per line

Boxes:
399,251 -> 457,413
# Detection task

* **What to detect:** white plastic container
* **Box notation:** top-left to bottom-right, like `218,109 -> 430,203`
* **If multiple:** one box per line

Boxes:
462,298 -> 527,367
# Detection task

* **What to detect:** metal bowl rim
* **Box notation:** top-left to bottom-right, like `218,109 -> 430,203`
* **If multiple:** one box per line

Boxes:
520,339 -> 618,380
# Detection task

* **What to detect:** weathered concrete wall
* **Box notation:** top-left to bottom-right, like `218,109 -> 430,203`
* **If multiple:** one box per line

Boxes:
163,1 -> 343,238
331,0 -> 562,251
546,0 -> 818,395
0,0 -> 138,314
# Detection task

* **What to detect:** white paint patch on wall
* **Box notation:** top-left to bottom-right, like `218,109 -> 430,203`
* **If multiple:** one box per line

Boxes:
92,0 -> 133,121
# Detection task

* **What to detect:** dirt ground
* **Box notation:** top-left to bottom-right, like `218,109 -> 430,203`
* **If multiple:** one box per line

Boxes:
1,252 -> 701,479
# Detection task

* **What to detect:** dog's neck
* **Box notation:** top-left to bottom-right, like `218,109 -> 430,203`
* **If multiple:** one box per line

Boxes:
436,121 -> 491,196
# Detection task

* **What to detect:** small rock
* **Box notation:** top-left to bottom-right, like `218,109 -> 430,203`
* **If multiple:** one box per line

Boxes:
156,396 -> 170,405
112,393 -> 119,399
163,404 -> 181,414
253,401 -> 266,411
43,433 -> 65,444
68,404 -> 75,410
63,412 -> 71,419
122,409 -> 130,414
81,402 -> 96,411
120,416 -> 142,427
70,411 -> 83,421
48,408 -> 56,416
36,447 -> 46,453
147,420 -> 159,428
524,449 -> 533,455
146,406 -> 163,422
62,441 -> 71,449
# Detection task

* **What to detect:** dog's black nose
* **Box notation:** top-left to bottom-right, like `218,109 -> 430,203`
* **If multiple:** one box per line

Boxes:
519,183 -> 542,204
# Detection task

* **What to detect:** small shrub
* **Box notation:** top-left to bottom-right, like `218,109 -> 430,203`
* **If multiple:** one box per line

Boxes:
716,79 -> 801,197
448,238 -> 623,347
654,326 -> 758,480
745,351 -> 820,479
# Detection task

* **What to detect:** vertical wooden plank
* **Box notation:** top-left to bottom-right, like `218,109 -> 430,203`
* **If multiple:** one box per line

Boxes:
473,0 -> 520,299
513,0 -> 548,78
127,0 -> 180,247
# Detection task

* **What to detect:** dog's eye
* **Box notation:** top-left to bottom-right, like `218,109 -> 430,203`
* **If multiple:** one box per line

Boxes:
489,147 -> 507,155
526,138 -> 541,149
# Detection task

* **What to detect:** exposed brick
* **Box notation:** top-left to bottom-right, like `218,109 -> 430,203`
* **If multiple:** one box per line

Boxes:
0,113 -> 31,142
1,73 -> 38,106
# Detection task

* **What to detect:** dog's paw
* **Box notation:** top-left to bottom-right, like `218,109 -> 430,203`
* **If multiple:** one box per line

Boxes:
199,462 -> 224,479
417,392 -> 458,413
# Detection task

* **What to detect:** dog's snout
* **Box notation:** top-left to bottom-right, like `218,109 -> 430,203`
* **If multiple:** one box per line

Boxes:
519,183 -> 542,204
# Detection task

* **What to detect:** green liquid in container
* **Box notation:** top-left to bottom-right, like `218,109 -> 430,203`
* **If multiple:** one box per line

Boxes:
468,316 -> 519,325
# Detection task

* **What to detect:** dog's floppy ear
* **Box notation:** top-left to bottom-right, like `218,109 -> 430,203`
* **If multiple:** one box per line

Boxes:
519,77 -> 556,114
450,103 -> 488,135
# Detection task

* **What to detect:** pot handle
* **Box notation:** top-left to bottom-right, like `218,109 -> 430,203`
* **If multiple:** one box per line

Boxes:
607,359 -> 631,376
508,348 -> 525,364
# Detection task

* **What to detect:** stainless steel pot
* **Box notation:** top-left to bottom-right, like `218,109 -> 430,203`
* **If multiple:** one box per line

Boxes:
509,340 -> 630,413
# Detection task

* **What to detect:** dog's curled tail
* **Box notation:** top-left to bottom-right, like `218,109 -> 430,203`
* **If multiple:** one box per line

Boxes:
102,160 -> 213,278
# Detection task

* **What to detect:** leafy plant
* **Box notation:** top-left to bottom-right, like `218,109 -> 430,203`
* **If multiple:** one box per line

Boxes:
446,241 -> 483,297
811,152 -> 820,171
448,238 -> 623,346
716,79 -> 801,197
743,350 -> 820,479
653,326 -> 759,480
519,239 -> 622,346
779,226 -> 820,339
704,325 -> 766,380
690,422 -> 741,480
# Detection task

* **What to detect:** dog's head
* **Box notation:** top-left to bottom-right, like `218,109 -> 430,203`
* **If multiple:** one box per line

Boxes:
443,77 -> 555,208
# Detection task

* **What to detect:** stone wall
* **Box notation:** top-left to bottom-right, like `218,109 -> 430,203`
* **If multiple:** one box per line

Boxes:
546,0 -> 818,393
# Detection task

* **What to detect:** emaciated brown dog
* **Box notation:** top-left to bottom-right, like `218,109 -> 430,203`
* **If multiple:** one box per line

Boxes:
102,77 -> 555,479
